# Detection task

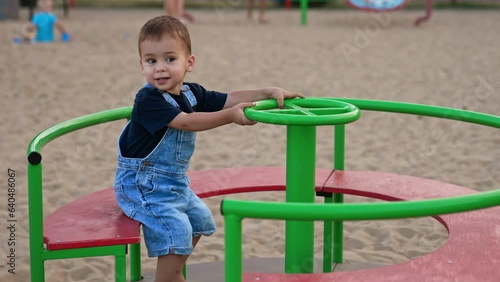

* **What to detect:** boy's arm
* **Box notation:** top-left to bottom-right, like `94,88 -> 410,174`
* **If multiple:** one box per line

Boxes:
55,21 -> 70,42
167,87 -> 303,131
54,21 -> 66,34
223,87 -> 304,109
167,102 -> 256,131
54,21 -> 67,34
24,24 -> 37,40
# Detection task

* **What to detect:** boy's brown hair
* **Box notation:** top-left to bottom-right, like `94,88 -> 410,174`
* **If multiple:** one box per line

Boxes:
138,15 -> 192,56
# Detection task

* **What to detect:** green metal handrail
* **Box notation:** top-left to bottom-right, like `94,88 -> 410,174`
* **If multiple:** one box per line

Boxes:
27,106 -> 133,282
27,106 -> 132,161
222,188 -> 500,222
222,188 -> 500,282
334,98 -> 500,128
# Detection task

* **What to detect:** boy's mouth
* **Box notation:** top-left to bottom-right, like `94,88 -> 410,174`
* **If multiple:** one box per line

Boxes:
156,77 -> 169,83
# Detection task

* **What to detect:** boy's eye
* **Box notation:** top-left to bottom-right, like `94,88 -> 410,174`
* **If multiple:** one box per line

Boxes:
166,57 -> 175,63
146,59 -> 156,64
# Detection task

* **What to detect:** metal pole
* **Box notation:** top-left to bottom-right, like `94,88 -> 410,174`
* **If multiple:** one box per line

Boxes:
333,125 -> 345,263
300,0 -> 308,26
285,125 -> 316,273
225,215 -> 243,282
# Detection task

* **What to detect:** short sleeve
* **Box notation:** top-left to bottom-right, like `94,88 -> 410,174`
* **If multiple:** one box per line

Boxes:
32,12 -> 57,25
185,82 -> 227,112
50,13 -> 58,23
132,88 -> 181,135
31,13 -> 41,25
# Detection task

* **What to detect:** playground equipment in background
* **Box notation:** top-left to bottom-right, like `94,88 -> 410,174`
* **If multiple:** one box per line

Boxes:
27,98 -> 500,281
296,0 -> 433,26
346,0 -> 411,11
25,0 -> 433,26
283,0 -> 413,10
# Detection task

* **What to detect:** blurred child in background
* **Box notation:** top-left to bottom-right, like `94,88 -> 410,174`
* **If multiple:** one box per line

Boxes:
14,0 -> 70,44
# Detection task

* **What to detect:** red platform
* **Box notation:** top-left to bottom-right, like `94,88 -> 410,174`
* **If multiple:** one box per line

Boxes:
44,188 -> 141,250
44,167 -> 500,281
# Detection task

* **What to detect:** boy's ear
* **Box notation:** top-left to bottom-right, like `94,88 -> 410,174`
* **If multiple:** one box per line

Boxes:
186,55 -> 195,72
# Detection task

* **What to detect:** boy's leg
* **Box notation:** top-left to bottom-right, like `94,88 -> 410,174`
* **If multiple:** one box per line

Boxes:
164,0 -> 178,17
259,0 -> 268,23
176,0 -> 194,23
154,236 -> 201,282
176,0 -> 184,17
156,254 -> 188,282
247,0 -> 255,21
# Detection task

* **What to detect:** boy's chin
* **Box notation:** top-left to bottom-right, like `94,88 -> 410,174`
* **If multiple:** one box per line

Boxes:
157,86 -> 178,94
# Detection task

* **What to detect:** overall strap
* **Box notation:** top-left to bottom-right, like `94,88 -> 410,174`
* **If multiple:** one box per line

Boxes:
162,93 -> 179,107
160,85 -> 198,108
180,84 -> 197,108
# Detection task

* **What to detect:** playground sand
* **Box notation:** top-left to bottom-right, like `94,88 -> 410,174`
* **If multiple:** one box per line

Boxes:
1,7 -> 499,282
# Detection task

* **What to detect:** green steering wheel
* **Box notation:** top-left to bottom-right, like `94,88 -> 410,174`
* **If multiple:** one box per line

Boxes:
244,98 -> 361,126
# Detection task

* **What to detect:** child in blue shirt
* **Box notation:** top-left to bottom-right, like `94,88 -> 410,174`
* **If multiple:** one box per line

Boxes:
114,15 -> 303,282
16,0 -> 69,43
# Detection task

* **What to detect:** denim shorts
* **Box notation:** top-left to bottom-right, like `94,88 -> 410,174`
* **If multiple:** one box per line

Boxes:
114,169 -> 216,257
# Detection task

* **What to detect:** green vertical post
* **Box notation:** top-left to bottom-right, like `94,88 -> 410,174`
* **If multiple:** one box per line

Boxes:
129,243 -> 141,281
332,193 -> 344,263
322,195 -> 333,272
333,125 -> 345,263
225,214 -> 243,282
115,251 -> 126,282
334,125 -> 345,170
285,125 -> 316,273
300,0 -> 308,26
28,162 -> 45,282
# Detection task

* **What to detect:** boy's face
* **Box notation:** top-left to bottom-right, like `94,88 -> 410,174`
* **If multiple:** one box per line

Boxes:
139,35 -> 195,95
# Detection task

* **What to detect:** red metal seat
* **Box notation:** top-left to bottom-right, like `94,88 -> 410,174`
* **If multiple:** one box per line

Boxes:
44,188 -> 140,251
44,167 -> 500,282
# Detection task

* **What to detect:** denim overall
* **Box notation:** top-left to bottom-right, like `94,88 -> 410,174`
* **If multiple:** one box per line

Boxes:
114,84 -> 216,257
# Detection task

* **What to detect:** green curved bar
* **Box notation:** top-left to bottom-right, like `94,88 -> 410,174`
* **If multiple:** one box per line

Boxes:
27,106 -> 132,155
222,189 -> 500,221
223,188 -> 500,282
333,98 -> 500,128
27,106 -> 133,282
244,98 -> 360,126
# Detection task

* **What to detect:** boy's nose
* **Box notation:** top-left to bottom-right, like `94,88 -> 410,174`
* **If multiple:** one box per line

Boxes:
156,62 -> 167,72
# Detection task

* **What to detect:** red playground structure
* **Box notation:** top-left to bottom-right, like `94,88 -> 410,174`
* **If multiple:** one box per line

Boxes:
346,0 -> 434,25
292,0 -> 433,26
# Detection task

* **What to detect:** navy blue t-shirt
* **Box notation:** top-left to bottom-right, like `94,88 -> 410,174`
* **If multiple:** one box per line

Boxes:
120,82 -> 227,158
